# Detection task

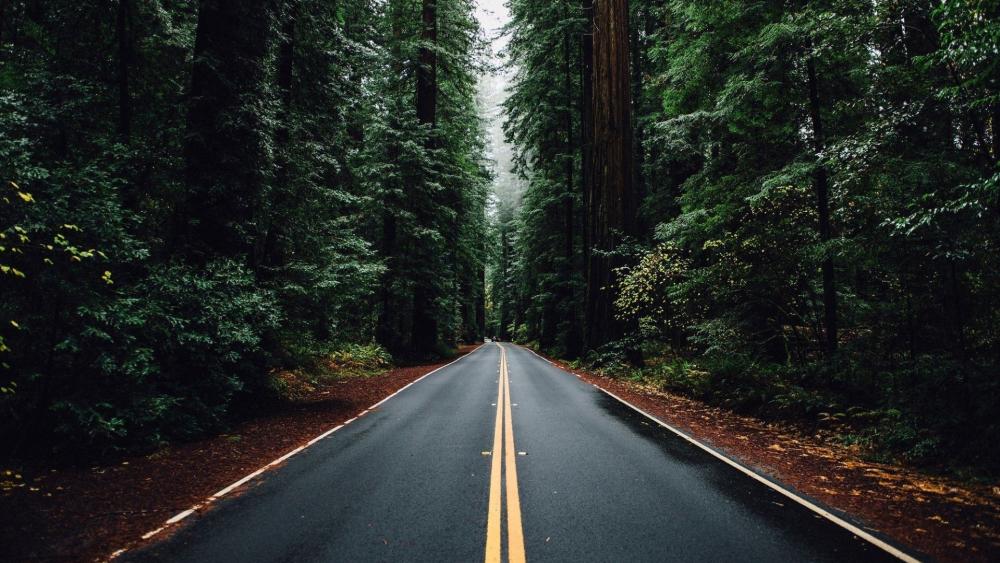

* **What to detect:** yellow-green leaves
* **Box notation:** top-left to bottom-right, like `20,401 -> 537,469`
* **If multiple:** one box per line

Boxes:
0,265 -> 26,278
7,181 -> 33,204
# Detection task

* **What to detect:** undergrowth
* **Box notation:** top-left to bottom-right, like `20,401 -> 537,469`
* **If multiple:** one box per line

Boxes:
566,342 -> 999,481
269,343 -> 393,402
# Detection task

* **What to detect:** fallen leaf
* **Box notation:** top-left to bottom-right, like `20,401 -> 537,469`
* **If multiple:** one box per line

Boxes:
928,515 -> 950,524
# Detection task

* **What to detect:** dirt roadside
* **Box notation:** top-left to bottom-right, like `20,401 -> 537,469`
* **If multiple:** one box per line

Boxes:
0,346 -> 478,563
532,350 -> 1000,563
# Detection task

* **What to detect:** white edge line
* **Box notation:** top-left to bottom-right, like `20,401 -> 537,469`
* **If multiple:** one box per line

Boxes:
211,468 -> 267,499
524,346 -> 554,365
308,425 -> 344,446
121,344 -> 486,557
166,508 -> 196,525
270,446 -> 306,466
517,344 -> 920,563
595,384 -> 921,563
368,344 -> 484,410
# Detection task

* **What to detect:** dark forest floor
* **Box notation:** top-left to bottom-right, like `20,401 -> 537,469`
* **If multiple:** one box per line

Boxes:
0,346 -> 477,563
532,351 -> 1000,563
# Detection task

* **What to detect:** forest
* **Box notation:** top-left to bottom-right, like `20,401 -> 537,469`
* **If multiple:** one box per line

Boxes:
491,0 -> 999,476
2,0 -> 999,479
1,0 -> 489,458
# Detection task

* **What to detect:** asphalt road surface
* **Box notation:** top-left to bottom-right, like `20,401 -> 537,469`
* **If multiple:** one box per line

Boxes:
126,344 -> 917,562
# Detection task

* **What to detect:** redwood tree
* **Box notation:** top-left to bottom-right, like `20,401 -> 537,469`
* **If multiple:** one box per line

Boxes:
586,0 -> 635,352
177,0 -> 276,263
411,0 -> 439,354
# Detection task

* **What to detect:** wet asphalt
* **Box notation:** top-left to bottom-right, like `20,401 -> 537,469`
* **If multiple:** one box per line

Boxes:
125,343 -> 913,562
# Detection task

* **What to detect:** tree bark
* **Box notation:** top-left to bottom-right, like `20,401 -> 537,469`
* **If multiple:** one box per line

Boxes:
629,3 -> 643,208
587,0 -> 636,353
416,0 -> 437,128
477,263 -> 487,340
563,31 -> 575,271
500,223 -> 510,339
378,3 -> 405,354
116,0 -> 131,143
806,54 -> 837,356
1,0 -> 8,51
992,103 -> 1000,165
411,0 -> 439,356
580,0 -> 595,275
261,0 -> 299,271
177,0 -> 275,262
275,2 -> 296,148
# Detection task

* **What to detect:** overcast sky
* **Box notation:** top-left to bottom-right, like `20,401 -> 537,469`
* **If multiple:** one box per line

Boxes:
475,0 -> 509,51
475,0 -> 522,210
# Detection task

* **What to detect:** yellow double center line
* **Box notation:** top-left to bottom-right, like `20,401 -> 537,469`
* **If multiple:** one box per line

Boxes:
485,344 -> 526,563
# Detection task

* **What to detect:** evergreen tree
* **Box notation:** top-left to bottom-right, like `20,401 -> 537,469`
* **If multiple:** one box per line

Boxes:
493,0 -> 1000,470
0,0 -> 489,457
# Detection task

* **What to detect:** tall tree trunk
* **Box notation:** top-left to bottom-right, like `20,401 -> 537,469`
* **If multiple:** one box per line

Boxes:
378,3 -> 405,354
411,0 -> 438,356
416,0 -> 437,128
587,0 -> 636,353
177,0 -> 275,262
500,224 -> 510,339
992,103 -> 1000,165
562,25 -> 582,358
275,2 -> 296,149
629,3 -> 644,209
262,0 -> 298,271
580,0 -> 595,276
806,54 -> 837,356
562,31 -> 575,271
477,263 -> 487,340
0,0 -> 5,46
116,0 -> 131,143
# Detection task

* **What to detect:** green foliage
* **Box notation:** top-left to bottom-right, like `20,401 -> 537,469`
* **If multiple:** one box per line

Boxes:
616,243 -> 692,346
321,343 -> 394,379
495,0 -> 1000,475
605,0 -> 1000,474
373,0 -> 490,358
0,0 -> 490,458
493,0 -> 586,357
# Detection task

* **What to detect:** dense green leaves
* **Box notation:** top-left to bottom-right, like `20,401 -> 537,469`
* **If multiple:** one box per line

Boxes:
633,0 -> 1000,472
493,0 -> 1000,473
0,0 -> 489,458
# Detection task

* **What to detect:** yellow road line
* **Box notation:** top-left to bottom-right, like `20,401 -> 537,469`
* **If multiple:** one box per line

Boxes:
485,344 -> 528,562
485,348 -> 504,563
502,346 -> 527,563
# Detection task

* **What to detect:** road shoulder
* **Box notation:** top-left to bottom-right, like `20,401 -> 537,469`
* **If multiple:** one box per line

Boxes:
528,349 -> 1000,563
0,346 -> 480,563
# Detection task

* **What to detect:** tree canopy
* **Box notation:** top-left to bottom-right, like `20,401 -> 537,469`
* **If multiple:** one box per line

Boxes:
492,0 -> 1000,474
0,0 -> 488,457
2,0 -> 998,475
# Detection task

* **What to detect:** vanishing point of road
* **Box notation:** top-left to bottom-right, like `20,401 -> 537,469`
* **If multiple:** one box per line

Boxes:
126,344 -> 919,562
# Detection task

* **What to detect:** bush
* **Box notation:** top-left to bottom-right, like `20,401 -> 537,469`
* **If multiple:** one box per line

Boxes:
2,258 -> 282,457
320,343 -> 392,379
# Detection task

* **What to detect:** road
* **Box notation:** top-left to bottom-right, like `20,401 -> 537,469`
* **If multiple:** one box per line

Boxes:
126,344 -> 915,562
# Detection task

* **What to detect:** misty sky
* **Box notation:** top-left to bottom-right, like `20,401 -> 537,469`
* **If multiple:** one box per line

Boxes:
475,0 -> 509,49
475,0 -> 522,210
